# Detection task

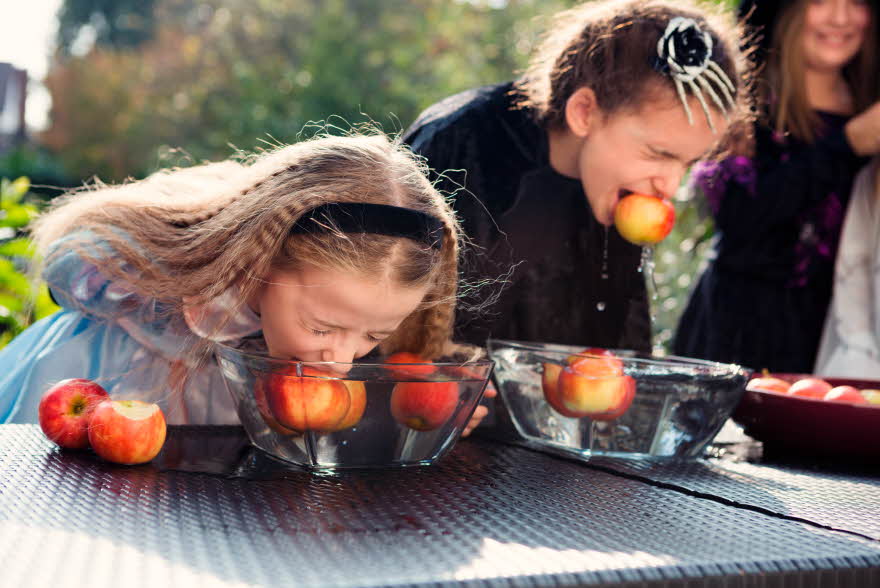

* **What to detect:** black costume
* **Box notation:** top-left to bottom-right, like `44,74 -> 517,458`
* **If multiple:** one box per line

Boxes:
674,114 -> 866,372
673,0 -> 872,373
404,83 -> 650,351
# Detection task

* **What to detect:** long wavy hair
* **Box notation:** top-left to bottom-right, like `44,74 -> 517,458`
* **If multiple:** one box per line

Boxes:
766,0 -> 879,143
33,132 -> 463,362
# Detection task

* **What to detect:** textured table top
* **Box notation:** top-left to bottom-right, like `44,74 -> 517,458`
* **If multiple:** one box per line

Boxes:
0,424 -> 878,588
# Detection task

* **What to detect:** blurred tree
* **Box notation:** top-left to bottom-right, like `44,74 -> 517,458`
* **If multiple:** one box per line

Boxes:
57,0 -> 159,55
43,0 -> 570,181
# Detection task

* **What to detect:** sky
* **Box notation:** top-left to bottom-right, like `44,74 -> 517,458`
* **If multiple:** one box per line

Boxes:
1,0 -> 64,131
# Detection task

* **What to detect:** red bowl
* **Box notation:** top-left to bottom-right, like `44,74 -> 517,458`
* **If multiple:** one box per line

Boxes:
732,373 -> 880,459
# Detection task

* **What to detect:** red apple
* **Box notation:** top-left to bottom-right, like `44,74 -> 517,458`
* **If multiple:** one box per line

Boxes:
385,352 -> 436,378
327,380 -> 368,431
38,378 -> 110,449
254,378 -> 300,435
787,377 -> 832,399
263,367 -> 351,432
746,376 -> 791,394
88,400 -> 167,465
860,389 -> 880,405
541,362 -> 583,418
613,193 -> 675,245
390,381 -> 459,431
824,386 -> 868,405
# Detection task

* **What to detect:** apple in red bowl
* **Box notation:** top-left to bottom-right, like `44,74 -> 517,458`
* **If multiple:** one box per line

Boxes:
734,373 -> 880,459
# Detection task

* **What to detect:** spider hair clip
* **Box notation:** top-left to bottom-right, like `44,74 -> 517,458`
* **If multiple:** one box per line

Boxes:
653,17 -> 736,132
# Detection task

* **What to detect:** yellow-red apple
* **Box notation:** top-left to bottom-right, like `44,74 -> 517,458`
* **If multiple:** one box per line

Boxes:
88,400 -> 167,465
385,352 -> 436,378
554,351 -> 635,420
787,378 -> 832,399
390,381 -> 459,431
746,376 -> 791,394
38,378 -> 109,449
860,389 -> 880,405
254,378 -> 300,435
328,380 -> 368,431
263,367 -> 351,432
614,193 -> 675,245
824,386 -> 868,405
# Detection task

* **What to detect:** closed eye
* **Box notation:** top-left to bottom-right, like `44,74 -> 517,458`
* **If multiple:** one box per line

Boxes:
311,329 -> 332,336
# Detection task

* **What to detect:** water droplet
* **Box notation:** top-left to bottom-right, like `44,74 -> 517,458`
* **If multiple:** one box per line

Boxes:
596,301 -> 606,311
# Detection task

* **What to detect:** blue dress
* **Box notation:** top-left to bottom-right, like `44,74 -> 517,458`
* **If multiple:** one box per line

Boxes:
0,231 -> 262,424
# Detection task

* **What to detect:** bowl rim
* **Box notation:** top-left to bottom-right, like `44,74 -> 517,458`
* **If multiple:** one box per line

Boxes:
214,340 -> 494,369
487,338 -> 747,376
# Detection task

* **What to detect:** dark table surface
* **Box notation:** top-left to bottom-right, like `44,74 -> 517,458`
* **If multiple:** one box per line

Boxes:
0,424 -> 878,588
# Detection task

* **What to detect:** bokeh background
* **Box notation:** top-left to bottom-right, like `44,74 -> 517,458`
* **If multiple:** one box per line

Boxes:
0,0 -> 733,352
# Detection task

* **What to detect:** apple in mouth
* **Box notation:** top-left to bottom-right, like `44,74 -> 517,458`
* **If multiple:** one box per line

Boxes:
38,378 -> 110,450
613,191 -> 675,245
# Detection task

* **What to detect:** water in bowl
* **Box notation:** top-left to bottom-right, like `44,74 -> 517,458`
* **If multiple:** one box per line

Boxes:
491,344 -> 745,460
218,353 -> 489,469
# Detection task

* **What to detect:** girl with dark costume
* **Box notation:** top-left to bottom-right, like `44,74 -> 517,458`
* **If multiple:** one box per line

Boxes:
675,0 -> 880,373
404,0 -> 751,352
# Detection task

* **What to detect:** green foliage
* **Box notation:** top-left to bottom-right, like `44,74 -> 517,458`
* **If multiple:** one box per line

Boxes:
57,0 -> 158,55
0,178 -> 59,349
44,0 -> 573,181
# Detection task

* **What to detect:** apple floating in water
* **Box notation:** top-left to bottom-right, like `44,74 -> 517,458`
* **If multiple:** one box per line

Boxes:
614,192 -> 675,245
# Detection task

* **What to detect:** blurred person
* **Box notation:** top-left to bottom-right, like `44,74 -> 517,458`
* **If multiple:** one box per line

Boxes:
815,157 -> 880,377
404,0 -> 751,352
0,132 -> 492,434
675,0 -> 880,373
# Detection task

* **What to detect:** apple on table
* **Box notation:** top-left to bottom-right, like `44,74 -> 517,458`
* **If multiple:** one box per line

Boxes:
88,400 -> 167,465
38,378 -> 110,450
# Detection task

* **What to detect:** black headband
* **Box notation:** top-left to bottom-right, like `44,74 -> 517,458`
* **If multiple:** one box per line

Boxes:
290,202 -> 444,250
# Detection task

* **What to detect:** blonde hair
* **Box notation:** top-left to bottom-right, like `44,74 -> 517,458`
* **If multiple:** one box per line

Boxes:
516,0 -> 751,131
33,132 -> 462,360
767,0 -> 879,143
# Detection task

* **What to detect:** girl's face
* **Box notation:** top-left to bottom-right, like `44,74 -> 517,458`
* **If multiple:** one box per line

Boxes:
802,0 -> 871,73
576,92 -> 728,226
253,264 -> 429,373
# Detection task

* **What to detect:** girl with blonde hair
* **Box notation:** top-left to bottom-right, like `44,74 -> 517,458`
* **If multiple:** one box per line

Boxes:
0,132 -> 489,432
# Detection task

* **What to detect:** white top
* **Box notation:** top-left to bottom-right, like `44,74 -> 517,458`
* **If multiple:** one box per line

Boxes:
815,158 -> 880,379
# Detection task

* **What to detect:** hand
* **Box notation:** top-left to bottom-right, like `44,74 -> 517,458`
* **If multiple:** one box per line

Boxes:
460,382 -> 497,437
845,101 -> 880,157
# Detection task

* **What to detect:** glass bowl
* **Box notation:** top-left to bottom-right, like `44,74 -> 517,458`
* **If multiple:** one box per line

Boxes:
215,342 -> 493,470
487,339 -> 748,460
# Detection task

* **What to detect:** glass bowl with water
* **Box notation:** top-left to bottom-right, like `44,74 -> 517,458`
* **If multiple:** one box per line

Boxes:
487,339 -> 747,460
215,342 -> 493,469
